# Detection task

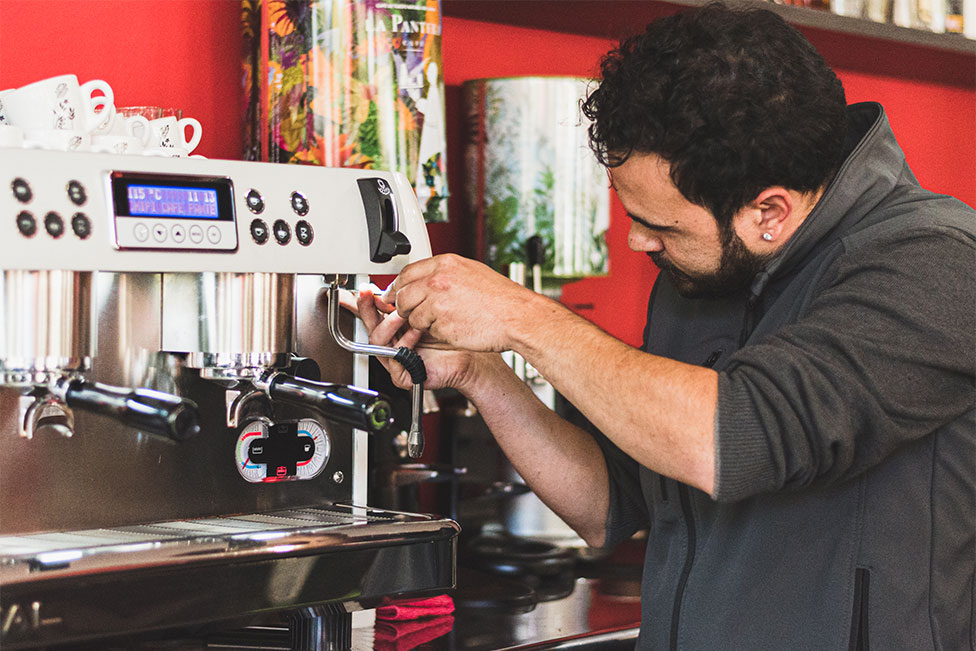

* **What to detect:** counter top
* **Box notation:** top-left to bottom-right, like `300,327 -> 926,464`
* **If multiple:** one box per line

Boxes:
358,561 -> 643,650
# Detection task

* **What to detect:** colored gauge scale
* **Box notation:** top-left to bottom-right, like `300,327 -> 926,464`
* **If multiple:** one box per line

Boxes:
235,419 -> 270,483
295,418 -> 330,480
234,418 -> 331,483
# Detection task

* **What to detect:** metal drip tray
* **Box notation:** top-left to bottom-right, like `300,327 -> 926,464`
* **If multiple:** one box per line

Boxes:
0,505 -> 459,649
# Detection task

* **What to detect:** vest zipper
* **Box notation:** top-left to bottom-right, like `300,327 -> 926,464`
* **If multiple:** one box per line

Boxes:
669,483 -> 696,651
668,349 -> 722,649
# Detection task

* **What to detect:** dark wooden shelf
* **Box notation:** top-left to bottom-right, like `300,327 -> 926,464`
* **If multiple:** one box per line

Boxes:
442,0 -> 976,55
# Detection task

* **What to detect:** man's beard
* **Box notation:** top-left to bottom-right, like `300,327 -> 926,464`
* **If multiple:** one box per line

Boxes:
649,229 -> 773,299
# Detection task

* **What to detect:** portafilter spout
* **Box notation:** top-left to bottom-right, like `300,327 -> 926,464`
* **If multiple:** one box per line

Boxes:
326,281 -> 427,458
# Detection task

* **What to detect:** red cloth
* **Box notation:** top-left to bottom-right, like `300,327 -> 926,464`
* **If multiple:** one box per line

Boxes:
374,614 -> 454,651
375,594 -> 455,620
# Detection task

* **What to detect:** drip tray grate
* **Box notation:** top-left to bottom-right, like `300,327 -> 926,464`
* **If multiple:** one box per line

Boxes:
0,503 -> 455,585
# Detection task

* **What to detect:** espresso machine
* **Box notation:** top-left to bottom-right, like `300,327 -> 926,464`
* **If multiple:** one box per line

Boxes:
0,148 -> 457,649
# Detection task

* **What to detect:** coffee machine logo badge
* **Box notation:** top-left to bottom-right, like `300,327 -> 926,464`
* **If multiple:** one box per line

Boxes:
376,178 -> 391,196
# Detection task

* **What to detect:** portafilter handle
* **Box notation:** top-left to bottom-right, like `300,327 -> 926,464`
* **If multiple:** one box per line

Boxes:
51,377 -> 201,442
254,372 -> 394,433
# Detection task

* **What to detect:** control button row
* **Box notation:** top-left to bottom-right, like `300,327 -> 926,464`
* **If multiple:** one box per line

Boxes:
250,218 -> 313,246
133,222 -> 219,245
15,211 -> 91,239
244,188 -> 310,218
10,178 -> 88,206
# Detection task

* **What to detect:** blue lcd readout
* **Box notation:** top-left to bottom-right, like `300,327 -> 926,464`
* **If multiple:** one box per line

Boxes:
127,184 -> 219,219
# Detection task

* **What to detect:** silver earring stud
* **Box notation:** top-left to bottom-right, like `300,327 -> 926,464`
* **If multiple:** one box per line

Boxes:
762,233 -> 773,241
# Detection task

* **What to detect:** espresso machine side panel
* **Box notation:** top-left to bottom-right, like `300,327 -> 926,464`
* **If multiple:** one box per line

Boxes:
0,274 -> 354,535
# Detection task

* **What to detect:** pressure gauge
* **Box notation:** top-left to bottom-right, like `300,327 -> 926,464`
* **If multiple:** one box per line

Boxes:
295,418 -> 330,480
235,418 -> 330,483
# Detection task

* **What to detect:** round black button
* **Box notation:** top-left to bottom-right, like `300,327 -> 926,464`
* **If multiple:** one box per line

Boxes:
67,180 -> 87,206
44,212 -> 64,239
246,189 -> 265,214
295,220 -> 314,246
12,178 -> 32,203
290,191 -> 309,216
71,213 -> 91,239
16,211 -> 36,237
272,219 -> 291,245
250,218 -> 269,245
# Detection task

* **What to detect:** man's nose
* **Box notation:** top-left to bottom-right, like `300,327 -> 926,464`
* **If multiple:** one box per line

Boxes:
628,223 -> 663,252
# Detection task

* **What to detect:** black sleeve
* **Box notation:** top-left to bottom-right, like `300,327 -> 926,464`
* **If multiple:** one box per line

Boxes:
714,229 -> 976,501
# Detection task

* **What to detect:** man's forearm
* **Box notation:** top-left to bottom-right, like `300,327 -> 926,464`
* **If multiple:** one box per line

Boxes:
512,293 -> 718,495
462,354 -> 611,547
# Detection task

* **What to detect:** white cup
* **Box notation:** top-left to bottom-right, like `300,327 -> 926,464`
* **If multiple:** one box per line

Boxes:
2,74 -> 114,134
95,113 -> 152,144
147,116 -> 201,153
0,124 -> 24,148
23,129 -> 92,152
92,134 -> 145,155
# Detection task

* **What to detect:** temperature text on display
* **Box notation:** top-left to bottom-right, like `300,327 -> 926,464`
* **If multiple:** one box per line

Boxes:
110,171 -> 238,251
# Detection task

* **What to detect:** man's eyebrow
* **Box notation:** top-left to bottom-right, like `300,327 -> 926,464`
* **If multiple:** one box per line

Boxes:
627,212 -> 675,231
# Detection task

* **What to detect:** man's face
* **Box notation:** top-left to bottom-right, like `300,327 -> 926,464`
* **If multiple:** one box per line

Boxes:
610,153 -> 771,299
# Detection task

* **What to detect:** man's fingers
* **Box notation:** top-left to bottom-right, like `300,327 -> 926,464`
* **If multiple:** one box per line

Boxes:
396,327 -> 423,350
337,289 -> 361,317
370,310 -> 408,347
357,291 -> 384,332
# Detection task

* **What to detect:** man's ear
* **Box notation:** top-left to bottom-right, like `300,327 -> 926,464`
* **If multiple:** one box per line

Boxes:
736,187 -> 793,246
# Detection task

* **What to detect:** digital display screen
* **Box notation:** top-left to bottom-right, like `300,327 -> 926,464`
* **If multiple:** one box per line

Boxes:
111,171 -> 235,223
127,185 -> 219,218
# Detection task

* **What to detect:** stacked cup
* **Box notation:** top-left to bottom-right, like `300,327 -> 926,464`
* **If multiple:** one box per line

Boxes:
0,75 -> 204,156
120,107 -> 202,157
0,74 -> 114,151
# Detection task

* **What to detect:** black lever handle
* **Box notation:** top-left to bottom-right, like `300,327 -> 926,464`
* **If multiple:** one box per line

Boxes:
358,177 -> 412,263
61,380 -> 201,441
265,374 -> 394,433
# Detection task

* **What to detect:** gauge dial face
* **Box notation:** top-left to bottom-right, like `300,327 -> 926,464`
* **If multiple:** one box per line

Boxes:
234,418 -> 331,483
295,418 -> 330,480
235,419 -> 270,483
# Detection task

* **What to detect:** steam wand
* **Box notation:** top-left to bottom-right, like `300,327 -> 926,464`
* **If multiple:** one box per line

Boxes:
326,280 -> 427,458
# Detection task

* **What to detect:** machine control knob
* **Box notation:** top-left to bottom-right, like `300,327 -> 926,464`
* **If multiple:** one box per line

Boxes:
295,220 -> 313,246
70,213 -> 91,239
250,218 -> 269,244
290,191 -> 309,216
16,211 -> 36,237
66,180 -> 87,206
11,177 -> 32,203
43,212 -> 64,239
245,188 -> 265,214
273,219 -> 291,245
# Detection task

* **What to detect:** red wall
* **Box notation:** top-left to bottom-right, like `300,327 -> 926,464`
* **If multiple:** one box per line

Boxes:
1,2 -> 973,349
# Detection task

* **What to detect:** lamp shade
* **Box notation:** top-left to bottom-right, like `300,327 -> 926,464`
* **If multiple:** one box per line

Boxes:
463,77 -> 609,278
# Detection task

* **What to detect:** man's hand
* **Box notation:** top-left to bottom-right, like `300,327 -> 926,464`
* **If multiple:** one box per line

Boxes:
341,287 -> 486,394
388,254 -> 542,353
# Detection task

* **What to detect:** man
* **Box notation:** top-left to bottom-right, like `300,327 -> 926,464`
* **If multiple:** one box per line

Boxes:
352,4 -> 975,648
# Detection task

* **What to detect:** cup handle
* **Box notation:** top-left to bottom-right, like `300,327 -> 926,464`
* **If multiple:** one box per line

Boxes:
178,117 -> 202,153
80,79 -> 116,133
125,115 -> 152,146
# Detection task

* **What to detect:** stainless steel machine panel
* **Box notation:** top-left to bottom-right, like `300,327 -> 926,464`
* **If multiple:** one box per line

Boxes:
0,149 -> 451,649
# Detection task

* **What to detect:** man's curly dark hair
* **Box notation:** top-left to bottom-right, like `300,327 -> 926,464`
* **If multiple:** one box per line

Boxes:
582,3 -> 848,228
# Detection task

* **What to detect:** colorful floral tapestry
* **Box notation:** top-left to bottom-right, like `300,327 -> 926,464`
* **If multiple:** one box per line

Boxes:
243,0 -> 448,222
